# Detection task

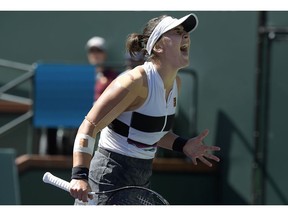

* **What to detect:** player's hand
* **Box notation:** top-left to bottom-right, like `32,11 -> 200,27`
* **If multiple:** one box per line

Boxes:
183,129 -> 221,167
69,179 -> 93,202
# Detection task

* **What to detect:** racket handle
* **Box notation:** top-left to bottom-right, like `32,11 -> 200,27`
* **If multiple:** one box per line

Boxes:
43,172 -> 70,192
43,172 -> 96,205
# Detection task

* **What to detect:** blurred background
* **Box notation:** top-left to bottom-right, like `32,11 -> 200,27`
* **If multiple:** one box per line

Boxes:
0,11 -> 288,205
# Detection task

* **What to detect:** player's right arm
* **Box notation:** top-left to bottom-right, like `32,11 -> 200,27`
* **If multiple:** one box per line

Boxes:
69,66 -> 147,202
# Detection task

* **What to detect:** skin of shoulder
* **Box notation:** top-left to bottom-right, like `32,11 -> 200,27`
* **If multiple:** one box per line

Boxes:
114,65 -> 148,102
116,66 -> 146,92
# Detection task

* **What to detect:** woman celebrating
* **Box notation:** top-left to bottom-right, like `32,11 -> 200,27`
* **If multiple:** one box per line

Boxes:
70,13 -> 221,205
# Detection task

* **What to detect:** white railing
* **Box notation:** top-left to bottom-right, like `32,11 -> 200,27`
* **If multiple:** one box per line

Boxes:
0,59 -> 34,142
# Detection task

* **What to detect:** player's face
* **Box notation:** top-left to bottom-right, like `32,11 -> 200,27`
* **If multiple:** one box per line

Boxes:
160,25 -> 191,69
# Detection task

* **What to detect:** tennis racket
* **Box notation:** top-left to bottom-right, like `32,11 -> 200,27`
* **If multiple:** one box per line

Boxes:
42,172 -> 169,205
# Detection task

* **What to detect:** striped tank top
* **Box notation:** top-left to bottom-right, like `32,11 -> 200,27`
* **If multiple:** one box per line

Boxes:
99,61 -> 178,159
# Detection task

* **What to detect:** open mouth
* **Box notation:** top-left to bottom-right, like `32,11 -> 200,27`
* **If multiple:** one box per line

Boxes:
180,44 -> 189,54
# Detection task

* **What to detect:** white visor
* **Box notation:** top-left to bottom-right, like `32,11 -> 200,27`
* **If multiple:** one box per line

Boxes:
146,13 -> 198,55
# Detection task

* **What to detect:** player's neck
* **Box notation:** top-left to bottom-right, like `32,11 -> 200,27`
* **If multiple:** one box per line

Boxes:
153,62 -> 177,91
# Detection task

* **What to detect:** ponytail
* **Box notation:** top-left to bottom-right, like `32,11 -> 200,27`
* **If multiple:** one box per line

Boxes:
126,33 -> 148,58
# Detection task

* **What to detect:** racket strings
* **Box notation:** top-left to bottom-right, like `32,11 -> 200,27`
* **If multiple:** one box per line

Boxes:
105,188 -> 168,205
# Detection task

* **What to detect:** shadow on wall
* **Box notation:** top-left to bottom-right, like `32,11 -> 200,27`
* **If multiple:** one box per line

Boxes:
215,110 -> 251,204
215,110 -> 288,204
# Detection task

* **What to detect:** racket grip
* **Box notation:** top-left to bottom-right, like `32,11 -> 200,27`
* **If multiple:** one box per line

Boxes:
43,172 -> 70,192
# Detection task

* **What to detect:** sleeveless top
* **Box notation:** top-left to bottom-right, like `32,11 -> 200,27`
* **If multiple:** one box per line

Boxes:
98,61 -> 178,159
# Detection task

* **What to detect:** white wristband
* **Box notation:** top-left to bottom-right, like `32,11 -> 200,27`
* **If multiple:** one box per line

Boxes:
73,133 -> 95,156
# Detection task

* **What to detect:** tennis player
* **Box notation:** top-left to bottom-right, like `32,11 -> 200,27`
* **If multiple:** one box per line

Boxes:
69,13 -> 221,205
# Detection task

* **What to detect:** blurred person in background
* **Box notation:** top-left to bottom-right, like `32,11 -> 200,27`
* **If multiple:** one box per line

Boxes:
86,36 -> 118,101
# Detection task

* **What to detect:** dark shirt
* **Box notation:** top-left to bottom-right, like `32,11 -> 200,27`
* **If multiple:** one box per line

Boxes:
94,68 -> 118,101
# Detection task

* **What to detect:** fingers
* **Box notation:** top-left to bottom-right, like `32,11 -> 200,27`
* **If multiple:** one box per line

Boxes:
79,192 -> 89,203
189,152 -> 220,167
70,188 -> 90,202
197,129 -> 209,141
190,154 -> 212,167
206,145 -> 221,152
204,153 -> 220,162
192,156 -> 218,167
191,157 -> 198,166
198,156 -> 213,167
70,180 -> 92,202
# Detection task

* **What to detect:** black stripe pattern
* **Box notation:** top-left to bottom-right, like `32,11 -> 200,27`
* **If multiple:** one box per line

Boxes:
108,112 -> 175,143
130,112 -> 175,132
